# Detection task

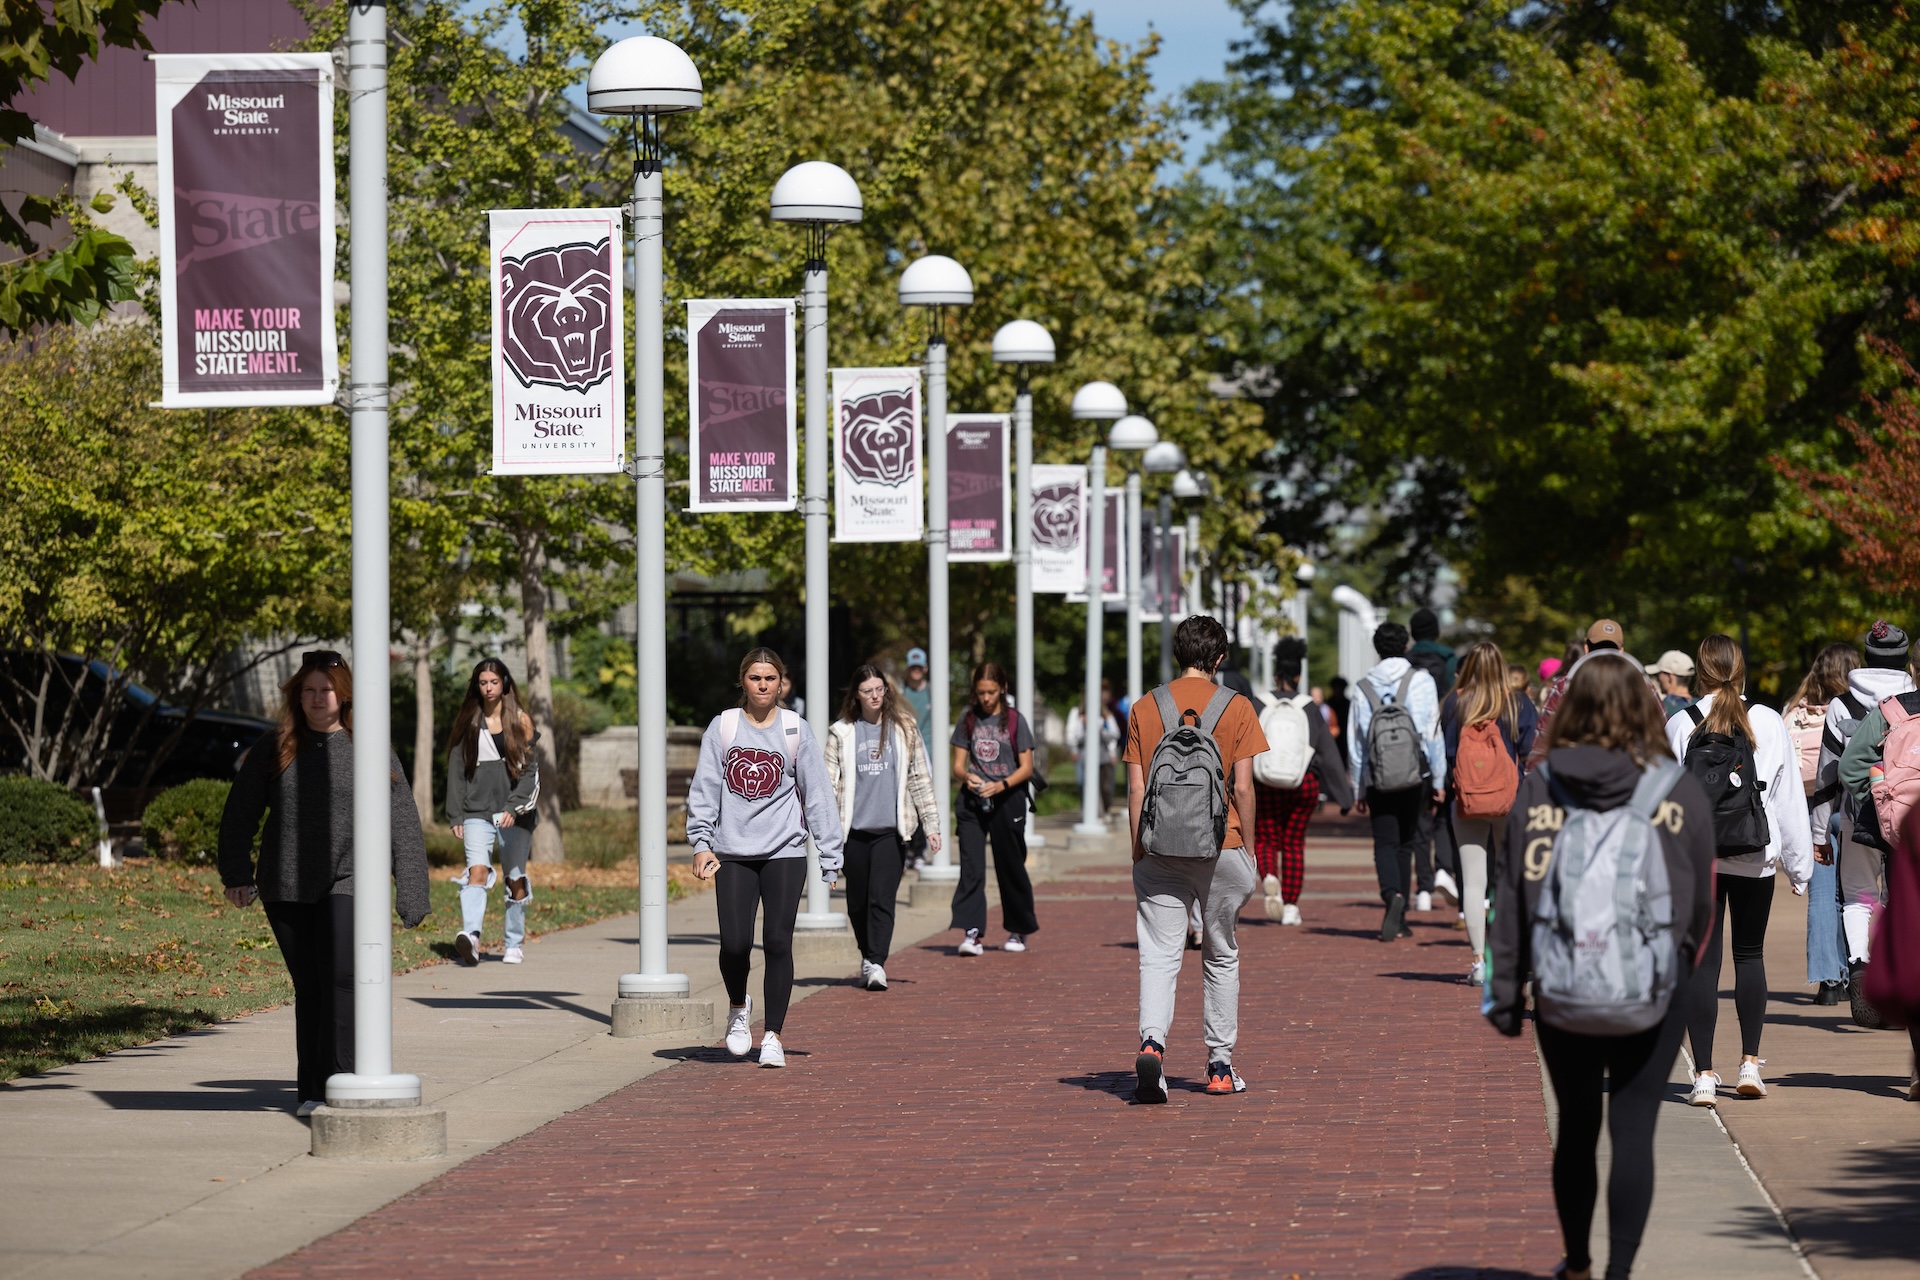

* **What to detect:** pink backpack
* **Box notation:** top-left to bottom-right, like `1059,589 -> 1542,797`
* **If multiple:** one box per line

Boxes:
1788,701 -> 1824,796
1871,697 -> 1920,848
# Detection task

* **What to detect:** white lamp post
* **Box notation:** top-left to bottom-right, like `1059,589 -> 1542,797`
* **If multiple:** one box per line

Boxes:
589,35 -> 704,1027
901,256 -> 973,882
991,319 -> 1054,845
773,161 -> 861,935
315,1 -> 445,1159
1143,440 -> 1185,685
1174,468 -> 1204,616
1108,415 -> 1157,712
1070,381 -> 1126,836
1294,560 -> 1317,690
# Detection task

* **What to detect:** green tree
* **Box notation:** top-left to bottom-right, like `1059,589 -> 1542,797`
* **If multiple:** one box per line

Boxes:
0,0 -> 177,333
0,322 -> 349,787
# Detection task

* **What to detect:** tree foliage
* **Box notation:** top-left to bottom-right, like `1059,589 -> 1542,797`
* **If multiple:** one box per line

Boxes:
0,323 -> 348,787
1196,0 -> 1920,672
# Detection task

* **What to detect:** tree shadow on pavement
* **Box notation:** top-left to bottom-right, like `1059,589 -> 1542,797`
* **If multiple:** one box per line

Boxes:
90,1077 -> 296,1111
1768,1069 -> 1910,1100
1715,1143 -> 1920,1262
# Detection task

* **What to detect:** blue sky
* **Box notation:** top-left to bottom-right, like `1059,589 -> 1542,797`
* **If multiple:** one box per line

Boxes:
1078,0 -> 1247,174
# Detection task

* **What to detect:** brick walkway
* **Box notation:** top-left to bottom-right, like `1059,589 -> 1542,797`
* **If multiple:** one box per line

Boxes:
253,860 -> 1563,1278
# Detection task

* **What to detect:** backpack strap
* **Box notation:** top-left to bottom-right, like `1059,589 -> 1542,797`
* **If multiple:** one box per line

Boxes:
1628,759 -> 1684,819
1197,686 -> 1237,737
1839,691 -> 1868,721
1357,679 -> 1387,713
1685,704 -> 1704,727
718,707 -> 741,753
1152,686 -> 1181,738
1882,695 -> 1914,727
1394,669 -> 1415,705
779,708 -> 801,775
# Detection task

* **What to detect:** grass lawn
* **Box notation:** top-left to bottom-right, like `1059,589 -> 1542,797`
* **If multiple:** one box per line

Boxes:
0,839 -> 699,1084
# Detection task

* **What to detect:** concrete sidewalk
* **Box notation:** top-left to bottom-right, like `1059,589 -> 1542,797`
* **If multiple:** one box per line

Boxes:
0,816 -> 1090,1280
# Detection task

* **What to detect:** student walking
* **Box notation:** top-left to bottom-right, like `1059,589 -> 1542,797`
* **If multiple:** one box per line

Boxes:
444,659 -> 540,967
950,662 -> 1039,955
823,665 -> 941,991
217,651 -> 430,1115
1348,621 -> 1448,942
686,648 -> 843,1068
899,647 -> 934,870
1067,679 -> 1122,818
1440,640 -> 1535,985
1666,635 -> 1813,1104
1125,615 -> 1266,1102
1834,622 -> 1920,1027
1252,636 -> 1352,925
1487,652 -> 1716,1280
1531,620 -> 1636,767
1795,642 -> 1863,1004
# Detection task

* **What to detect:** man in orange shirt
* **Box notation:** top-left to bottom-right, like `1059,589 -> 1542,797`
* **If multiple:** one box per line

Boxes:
1123,615 -> 1264,1102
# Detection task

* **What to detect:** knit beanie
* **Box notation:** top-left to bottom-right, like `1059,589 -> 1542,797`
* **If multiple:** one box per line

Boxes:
1865,620 -> 1912,669
1410,608 -> 1441,641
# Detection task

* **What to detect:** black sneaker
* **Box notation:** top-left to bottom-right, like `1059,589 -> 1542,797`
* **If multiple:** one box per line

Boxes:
1849,961 -> 1887,1029
1380,893 -> 1407,943
1813,981 -> 1844,1006
1134,1038 -> 1168,1104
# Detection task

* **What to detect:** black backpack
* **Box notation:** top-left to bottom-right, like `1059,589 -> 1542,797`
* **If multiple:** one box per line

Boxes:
1683,705 -> 1769,855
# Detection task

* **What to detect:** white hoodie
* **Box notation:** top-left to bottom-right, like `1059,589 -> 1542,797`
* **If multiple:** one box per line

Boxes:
1811,666 -> 1918,847
1666,695 -> 1812,887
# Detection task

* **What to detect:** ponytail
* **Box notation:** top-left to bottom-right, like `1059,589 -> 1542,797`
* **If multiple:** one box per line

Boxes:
1695,634 -> 1755,744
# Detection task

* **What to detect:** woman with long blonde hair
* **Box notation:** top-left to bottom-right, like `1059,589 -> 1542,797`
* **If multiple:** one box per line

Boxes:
1439,640 -> 1535,984
217,651 -> 430,1114
1665,634 -> 1813,1105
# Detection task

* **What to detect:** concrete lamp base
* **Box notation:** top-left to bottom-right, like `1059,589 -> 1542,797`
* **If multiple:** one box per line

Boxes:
310,1099 -> 447,1162
610,995 -> 714,1039
908,878 -> 953,911
789,922 -> 858,968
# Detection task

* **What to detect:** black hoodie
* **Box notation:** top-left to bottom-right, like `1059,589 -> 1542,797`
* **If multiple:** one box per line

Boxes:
1485,745 -> 1717,1037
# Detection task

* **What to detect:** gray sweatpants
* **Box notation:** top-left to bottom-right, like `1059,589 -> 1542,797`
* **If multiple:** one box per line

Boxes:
1134,846 -> 1259,1063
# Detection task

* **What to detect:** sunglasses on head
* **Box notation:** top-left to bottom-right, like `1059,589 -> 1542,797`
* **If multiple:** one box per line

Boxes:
301,650 -> 345,670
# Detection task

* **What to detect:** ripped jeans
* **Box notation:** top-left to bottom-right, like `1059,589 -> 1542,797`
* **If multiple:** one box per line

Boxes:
456,817 -> 533,949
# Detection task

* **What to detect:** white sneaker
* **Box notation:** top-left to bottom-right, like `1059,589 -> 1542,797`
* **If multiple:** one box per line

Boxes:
1689,1071 -> 1721,1106
1280,902 -> 1303,927
1003,934 -> 1027,953
1262,873 -> 1281,898
957,930 -> 984,957
1263,894 -> 1284,921
859,959 -> 875,986
454,930 -> 480,966
758,1031 -> 785,1068
1736,1060 -> 1768,1098
1414,891 -> 1433,912
1433,869 -> 1460,905
502,945 -> 523,964
296,1100 -> 323,1117
725,998 -> 752,1056
1468,958 -> 1485,987
865,962 -> 888,991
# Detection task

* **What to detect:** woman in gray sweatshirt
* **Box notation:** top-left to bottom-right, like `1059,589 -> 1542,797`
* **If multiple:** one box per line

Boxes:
444,659 -> 541,967
217,651 -> 429,1115
686,647 -> 843,1069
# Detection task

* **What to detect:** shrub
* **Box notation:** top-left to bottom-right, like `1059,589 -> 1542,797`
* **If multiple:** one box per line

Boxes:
142,778 -> 235,863
0,777 -> 98,864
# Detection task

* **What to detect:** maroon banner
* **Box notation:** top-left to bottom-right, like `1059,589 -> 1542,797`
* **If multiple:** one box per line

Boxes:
156,55 -> 337,407
947,413 -> 1010,562
687,300 -> 796,511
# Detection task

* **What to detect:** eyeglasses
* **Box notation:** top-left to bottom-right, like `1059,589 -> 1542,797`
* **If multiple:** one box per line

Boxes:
301,650 -> 345,669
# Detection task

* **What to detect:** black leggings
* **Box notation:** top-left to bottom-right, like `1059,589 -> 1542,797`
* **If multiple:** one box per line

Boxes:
1367,787 -> 1425,905
264,894 -> 354,1104
951,792 -> 1038,936
715,857 -> 808,1034
1686,873 -> 1774,1071
844,829 -> 904,964
1537,1002 -> 1689,1279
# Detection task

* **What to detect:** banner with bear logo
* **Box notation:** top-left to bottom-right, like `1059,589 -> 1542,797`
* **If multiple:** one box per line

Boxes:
687,299 -> 797,511
1029,463 -> 1087,594
946,413 -> 1010,562
831,367 -> 922,542
155,54 -> 338,408
1067,491 -> 1126,607
488,209 -> 626,475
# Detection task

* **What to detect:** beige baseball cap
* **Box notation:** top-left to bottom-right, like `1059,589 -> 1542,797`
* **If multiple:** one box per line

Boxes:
1646,649 -> 1695,679
1585,618 -> 1625,648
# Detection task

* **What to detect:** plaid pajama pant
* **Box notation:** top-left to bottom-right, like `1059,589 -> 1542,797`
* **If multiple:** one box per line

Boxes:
1253,773 -> 1320,903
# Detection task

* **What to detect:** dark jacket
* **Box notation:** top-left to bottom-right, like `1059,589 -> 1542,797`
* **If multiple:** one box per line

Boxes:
1440,691 -> 1538,786
217,729 -> 432,928
1485,745 -> 1716,1037
1267,687 -> 1354,810
445,730 -> 542,826
1408,639 -> 1457,700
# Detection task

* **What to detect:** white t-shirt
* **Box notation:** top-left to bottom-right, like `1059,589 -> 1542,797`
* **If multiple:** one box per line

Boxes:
1665,694 -> 1812,887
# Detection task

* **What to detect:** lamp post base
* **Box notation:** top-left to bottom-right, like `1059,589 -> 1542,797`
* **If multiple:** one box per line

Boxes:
311,1089 -> 446,1162
617,971 -> 690,998
1027,829 -> 1047,848
1072,821 -> 1108,836
611,993 -> 714,1040
915,861 -> 960,883
790,914 -> 857,967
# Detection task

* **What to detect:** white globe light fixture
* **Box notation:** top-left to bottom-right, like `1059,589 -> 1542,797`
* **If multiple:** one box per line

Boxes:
1071,380 -> 1127,421
901,254 -> 974,885
1108,413 -> 1158,453
1105,415 -> 1157,709
1143,440 -> 1185,475
590,33 -> 706,1029
1142,440 -> 1186,681
994,321 -> 1056,848
1172,468 -> 1203,500
770,160 -> 863,939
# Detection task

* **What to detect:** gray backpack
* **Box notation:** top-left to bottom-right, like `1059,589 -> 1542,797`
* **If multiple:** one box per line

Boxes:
1529,759 -> 1684,1036
1138,685 -> 1238,858
1359,671 -> 1428,793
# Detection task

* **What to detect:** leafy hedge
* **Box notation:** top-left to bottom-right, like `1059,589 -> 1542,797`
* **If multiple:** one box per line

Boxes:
141,778 -> 233,863
0,777 -> 98,864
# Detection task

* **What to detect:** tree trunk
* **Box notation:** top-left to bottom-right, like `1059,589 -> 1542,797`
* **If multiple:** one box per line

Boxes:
517,530 -> 566,863
412,633 -> 436,831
